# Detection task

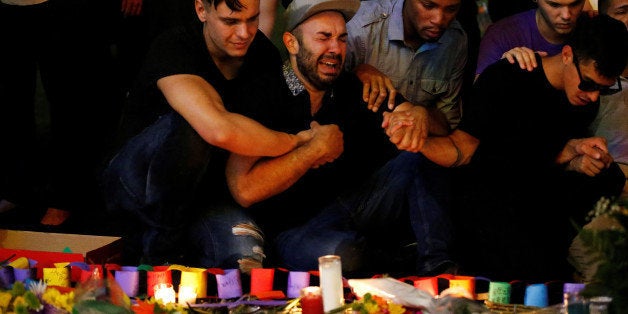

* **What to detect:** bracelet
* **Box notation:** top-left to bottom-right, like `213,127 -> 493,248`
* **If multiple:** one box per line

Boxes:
449,136 -> 463,168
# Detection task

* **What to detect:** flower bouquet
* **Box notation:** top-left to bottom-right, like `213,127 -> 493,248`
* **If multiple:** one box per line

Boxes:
346,293 -> 407,314
0,281 -> 44,314
568,196 -> 628,312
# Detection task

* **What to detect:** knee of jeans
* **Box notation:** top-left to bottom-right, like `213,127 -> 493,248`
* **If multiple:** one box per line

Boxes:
103,154 -> 147,211
232,222 -> 265,274
191,221 -> 265,274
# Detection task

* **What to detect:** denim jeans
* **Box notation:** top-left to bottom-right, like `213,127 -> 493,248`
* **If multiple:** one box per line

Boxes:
102,112 -> 264,269
275,152 -> 453,275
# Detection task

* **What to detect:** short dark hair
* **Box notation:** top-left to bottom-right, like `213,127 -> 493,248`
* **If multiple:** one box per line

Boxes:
203,0 -> 246,11
566,14 -> 628,78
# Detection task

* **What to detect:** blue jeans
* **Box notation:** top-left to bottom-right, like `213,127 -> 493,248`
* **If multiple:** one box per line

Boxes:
275,152 -> 453,275
188,201 -> 265,272
102,112 -> 264,269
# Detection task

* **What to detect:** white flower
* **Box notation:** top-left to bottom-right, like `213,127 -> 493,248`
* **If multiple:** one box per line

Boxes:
27,280 -> 48,298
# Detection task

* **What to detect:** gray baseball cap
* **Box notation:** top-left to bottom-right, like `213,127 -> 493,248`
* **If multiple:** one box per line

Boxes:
284,0 -> 361,31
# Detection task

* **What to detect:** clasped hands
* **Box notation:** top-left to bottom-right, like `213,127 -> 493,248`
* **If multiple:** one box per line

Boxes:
355,63 -> 429,153
560,137 -> 614,176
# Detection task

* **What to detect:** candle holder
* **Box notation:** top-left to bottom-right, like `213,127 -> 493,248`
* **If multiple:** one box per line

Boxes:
300,286 -> 324,314
318,255 -> 344,312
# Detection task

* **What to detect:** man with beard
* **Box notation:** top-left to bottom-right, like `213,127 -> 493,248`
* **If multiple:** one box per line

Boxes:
476,0 -> 586,77
225,0 -> 456,276
344,0 -> 468,133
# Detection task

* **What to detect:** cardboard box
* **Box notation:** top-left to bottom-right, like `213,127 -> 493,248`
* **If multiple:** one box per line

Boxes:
0,229 -> 122,265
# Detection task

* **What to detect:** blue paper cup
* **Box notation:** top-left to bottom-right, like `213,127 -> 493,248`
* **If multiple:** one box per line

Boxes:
524,283 -> 548,307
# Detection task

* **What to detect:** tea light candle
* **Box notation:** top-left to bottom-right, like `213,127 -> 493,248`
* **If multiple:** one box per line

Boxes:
154,283 -> 176,305
318,255 -> 344,312
178,285 -> 197,306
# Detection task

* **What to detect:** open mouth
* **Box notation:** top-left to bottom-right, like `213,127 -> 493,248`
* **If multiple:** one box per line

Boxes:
319,56 -> 341,75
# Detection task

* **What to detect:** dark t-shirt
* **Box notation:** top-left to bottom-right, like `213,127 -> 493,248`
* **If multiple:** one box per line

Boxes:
120,21 -> 285,142
251,71 -> 400,233
453,55 -> 601,280
117,21 -> 286,201
459,54 -> 597,183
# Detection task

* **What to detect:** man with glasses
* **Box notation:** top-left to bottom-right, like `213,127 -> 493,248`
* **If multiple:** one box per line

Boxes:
487,0 -> 628,199
417,14 -> 627,280
589,0 -> 628,198
571,54 -> 623,97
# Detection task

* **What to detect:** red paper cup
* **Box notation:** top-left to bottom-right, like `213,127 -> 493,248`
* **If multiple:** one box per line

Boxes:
250,268 -> 274,295
414,277 -> 439,297
147,266 -> 172,297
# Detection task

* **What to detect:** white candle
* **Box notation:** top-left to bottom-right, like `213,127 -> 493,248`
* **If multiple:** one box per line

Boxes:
154,283 -> 176,305
178,285 -> 197,306
318,255 -> 344,312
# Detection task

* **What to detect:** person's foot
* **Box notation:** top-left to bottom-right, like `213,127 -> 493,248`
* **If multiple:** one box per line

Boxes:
0,199 -> 17,214
40,207 -> 71,226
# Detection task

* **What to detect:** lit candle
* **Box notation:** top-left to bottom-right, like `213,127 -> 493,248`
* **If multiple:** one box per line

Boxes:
318,255 -> 344,312
178,285 -> 197,306
154,283 -> 176,305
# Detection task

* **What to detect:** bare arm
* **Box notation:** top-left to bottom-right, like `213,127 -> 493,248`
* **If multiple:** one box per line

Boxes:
158,74 -> 300,156
420,129 -> 480,168
258,0 -> 278,38
226,122 -> 343,207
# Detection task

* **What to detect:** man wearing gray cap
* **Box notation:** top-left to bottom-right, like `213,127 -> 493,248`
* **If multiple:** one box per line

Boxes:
226,0 -> 456,275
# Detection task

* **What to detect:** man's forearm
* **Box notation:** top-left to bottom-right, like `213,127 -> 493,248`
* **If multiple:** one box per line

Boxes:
421,130 -> 479,167
160,74 -> 299,157
421,136 -> 460,167
427,107 -> 451,136
226,142 -> 326,207
212,111 -> 300,157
